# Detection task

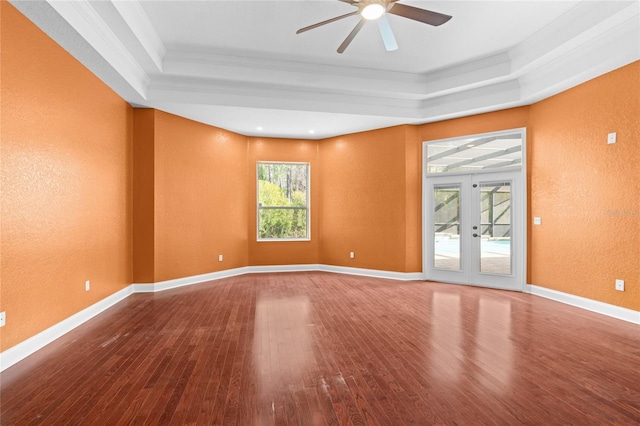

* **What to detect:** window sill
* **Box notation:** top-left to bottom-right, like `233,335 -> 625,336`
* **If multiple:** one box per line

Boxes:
257,238 -> 311,242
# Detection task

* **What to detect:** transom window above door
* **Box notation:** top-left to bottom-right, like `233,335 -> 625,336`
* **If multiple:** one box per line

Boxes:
426,131 -> 523,174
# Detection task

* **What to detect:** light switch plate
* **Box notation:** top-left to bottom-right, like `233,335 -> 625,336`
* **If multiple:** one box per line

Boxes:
607,132 -> 617,144
533,217 -> 542,225
615,279 -> 624,291
0,312 -> 6,327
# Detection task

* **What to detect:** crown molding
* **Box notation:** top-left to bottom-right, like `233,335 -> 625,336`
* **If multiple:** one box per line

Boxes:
419,80 -> 522,122
111,0 -> 166,72
417,53 -> 513,98
163,45 -> 423,83
42,0 -> 150,99
163,48 -> 513,100
520,12 -> 640,104
510,1 -> 639,75
148,75 -> 424,118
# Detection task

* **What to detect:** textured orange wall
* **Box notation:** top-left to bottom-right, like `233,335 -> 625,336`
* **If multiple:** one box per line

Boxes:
529,62 -> 639,311
247,138 -> 320,265
1,2 -> 133,350
404,125 -> 422,272
319,126 -> 409,271
420,107 -> 530,142
132,109 -> 155,283
152,111 -> 248,282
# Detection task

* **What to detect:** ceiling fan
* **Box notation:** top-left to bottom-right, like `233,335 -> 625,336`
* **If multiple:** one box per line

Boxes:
296,0 -> 452,54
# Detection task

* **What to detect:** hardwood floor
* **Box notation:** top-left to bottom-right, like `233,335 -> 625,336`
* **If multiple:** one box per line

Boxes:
1,272 -> 639,425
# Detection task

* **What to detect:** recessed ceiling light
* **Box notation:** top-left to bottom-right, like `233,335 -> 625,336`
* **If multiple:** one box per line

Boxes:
467,144 -> 475,147
257,126 -> 263,131
309,130 -> 315,134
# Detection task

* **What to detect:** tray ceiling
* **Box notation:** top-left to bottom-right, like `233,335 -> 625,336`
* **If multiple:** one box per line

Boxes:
10,0 -> 640,139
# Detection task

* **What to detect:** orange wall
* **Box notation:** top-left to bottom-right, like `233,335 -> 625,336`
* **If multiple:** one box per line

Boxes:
152,111 -> 249,282
1,2 -> 133,350
419,107 -> 531,142
133,109 -> 155,282
247,137 -> 320,265
403,125 -> 422,272
529,62 -> 640,311
319,126 -> 412,271
316,110 -> 530,274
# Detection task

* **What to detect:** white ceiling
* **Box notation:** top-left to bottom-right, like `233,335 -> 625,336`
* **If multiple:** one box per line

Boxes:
10,0 -> 640,139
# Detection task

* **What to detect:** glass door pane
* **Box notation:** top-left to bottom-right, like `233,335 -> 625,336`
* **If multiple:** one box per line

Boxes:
433,184 -> 461,271
479,181 -> 512,275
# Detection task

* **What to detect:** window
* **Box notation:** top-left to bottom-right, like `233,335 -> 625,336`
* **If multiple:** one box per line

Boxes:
257,162 -> 309,240
426,131 -> 523,174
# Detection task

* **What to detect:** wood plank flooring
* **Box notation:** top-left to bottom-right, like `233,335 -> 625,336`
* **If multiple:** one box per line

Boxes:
1,272 -> 639,425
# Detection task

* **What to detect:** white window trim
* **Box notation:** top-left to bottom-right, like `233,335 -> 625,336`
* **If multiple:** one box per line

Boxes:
256,161 -> 310,242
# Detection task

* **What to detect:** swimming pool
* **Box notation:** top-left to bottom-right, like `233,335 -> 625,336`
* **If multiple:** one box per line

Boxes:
434,238 -> 511,255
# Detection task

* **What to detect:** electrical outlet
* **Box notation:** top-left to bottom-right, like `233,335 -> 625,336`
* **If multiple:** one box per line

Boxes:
615,279 -> 624,291
218,254 -> 223,262
85,280 -> 90,291
350,252 -> 355,259
0,312 -> 6,327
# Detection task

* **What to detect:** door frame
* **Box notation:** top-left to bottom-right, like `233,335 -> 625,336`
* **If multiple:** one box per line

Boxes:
421,128 -> 527,291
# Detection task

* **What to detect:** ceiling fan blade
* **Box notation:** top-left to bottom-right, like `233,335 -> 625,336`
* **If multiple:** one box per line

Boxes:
388,3 -> 452,26
377,15 -> 398,51
296,11 -> 359,34
337,18 -> 366,53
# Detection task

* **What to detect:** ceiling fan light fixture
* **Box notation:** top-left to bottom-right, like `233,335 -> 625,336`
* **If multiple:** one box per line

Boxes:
361,3 -> 385,20
295,0 -> 453,54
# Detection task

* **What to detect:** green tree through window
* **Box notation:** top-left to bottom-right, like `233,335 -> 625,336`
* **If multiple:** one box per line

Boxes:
257,163 -> 309,240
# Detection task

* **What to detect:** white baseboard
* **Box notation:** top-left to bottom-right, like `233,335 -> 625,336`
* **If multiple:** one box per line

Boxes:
245,264 -> 421,281
137,267 -> 253,293
0,285 -> 133,372
245,264 -> 323,274
525,284 -> 640,325
319,264 -> 423,281
134,264 -> 420,293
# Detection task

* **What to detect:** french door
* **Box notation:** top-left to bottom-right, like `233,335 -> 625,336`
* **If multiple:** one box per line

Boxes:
424,171 -> 523,291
